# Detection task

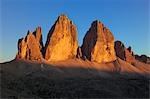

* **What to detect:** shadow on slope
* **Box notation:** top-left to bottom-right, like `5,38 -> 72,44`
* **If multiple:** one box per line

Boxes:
0,59 -> 150,98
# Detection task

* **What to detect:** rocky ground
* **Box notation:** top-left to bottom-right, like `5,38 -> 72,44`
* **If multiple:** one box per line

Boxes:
0,59 -> 150,98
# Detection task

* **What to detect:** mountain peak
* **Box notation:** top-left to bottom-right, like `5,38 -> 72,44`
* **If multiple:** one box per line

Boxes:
57,14 -> 70,23
16,27 -> 43,61
15,14 -> 149,65
58,14 -> 68,19
81,20 -> 116,63
44,15 -> 78,61
91,20 -> 103,28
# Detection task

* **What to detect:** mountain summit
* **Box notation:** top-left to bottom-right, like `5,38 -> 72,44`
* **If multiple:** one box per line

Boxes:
15,14 -> 150,65
81,20 -> 116,63
44,15 -> 78,61
16,28 -> 43,61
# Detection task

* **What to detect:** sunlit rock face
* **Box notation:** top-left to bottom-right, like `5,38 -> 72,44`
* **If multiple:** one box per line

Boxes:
115,41 -> 135,64
16,29 -> 43,61
44,15 -> 78,61
33,26 -> 44,53
81,20 -> 116,63
16,38 -> 27,59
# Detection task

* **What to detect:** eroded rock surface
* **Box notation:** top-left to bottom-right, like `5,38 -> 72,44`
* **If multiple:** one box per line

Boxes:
135,55 -> 150,64
76,47 -> 82,59
44,15 -> 78,61
33,27 -> 44,53
16,29 -> 43,61
16,38 -> 27,59
81,20 -> 116,63
115,41 -> 135,64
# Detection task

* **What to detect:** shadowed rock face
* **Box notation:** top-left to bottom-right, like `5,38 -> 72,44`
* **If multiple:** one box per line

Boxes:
16,29 -> 43,61
115,41 -> 135,64
76,47 -> 82,59
135,55 -> 150,64
81,20 -> 116,63
44,15 -> 78,61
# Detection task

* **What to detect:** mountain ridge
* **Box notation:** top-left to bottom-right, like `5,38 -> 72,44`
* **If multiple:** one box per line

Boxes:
15,14 -> 150,65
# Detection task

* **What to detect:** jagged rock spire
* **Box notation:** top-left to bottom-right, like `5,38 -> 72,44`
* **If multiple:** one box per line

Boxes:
81,20 -> 116,63
114,41 -> 135,64
16,27 -> 44,61
44,15 -> 78,61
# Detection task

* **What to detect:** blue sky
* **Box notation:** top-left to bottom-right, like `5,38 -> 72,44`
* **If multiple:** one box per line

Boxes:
0,0 -> 149,62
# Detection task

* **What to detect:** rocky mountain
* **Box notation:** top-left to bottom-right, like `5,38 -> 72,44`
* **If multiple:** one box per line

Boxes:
81,20 -> 116,63
33,27 -> 44,54
15,15 -> 149,65
114,41 -> 135,64
16,29 -> 43,61
2,14 -> 150,98
76,47 -> 82,59
135,54 -> 150,64
44,15 -> 78,62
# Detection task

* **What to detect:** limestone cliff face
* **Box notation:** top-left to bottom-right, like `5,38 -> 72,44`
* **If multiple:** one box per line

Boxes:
33,27 -> 44,53
16,29 -> 43,61
81,20 -> 116,63
44,15 -> 78,61
16,15 -> 147,64
16,38 -> 27,59
115,41 -> 135,64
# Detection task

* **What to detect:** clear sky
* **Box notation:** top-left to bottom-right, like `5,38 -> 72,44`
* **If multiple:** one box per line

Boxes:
0,0 -> 149,63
